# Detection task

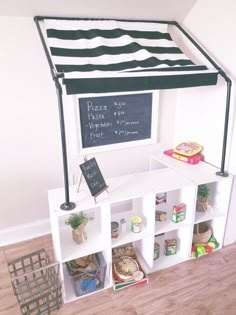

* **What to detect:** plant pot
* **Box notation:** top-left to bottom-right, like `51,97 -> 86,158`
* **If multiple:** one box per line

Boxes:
196,196 -> 209,212
193,222 -> 212,245
72,224 -> 87,245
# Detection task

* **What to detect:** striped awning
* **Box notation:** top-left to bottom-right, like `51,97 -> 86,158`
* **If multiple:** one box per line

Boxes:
43,18 -> 218,94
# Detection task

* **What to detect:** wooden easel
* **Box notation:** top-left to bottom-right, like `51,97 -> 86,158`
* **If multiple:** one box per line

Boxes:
76,155 -> 109,203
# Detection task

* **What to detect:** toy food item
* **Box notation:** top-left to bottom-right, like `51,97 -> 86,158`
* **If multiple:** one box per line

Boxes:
208,235 -> 220,248
205,245 -> 213,253
113,256 -> 140,282
131,216 -> 142,233
156,193 -> 166,205
155,210 -> 167,221
153,242 -> 160,260
165,239 -> 177,255
191,246 -> 198,258
173,142 -> 203,157
196,245 -> 206,255
111,221 -> 119,239
172,203 -> 186,223
208,242 -> 216,249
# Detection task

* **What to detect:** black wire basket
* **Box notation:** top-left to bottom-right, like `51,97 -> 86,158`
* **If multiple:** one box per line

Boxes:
66,252 -> 107,297
8,249 -> 63,315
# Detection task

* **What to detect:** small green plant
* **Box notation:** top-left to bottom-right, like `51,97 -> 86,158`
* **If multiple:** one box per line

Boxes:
197,184 -> 210,199
65,212 -> 88,230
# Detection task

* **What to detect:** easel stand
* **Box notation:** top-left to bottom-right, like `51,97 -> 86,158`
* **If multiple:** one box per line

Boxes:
76,156 -> 109,203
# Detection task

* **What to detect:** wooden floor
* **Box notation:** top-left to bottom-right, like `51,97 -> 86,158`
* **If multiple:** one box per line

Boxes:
1,235 -> 236,315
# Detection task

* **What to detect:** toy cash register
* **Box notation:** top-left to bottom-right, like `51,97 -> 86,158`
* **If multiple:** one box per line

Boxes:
164,142 -> 204,164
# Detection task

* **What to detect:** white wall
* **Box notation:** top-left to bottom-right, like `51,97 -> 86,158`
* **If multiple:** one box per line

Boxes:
0,0 -> 197,21
0,17 -> 63,228
1,0 -> 194,234
2,0 -> 235,249
183,0 -> 236,244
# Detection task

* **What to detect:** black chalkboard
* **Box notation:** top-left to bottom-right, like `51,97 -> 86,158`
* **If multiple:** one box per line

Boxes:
79,158 -> 108,197
78,93 -> 152,148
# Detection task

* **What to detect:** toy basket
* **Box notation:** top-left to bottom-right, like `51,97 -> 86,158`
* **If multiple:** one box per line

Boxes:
66,252 -> 106,297
8,249 -> 62,315
193,222 -> 212,245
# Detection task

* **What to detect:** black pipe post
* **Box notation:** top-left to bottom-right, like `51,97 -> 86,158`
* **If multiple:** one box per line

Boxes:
34,16 -> 76,210
216,79 -> 232,177
174,22 -> 231,177
54,75 -> 76,210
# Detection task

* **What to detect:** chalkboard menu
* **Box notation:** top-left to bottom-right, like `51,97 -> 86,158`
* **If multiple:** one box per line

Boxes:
78,93 -> 152,149
80,158 -> 108,197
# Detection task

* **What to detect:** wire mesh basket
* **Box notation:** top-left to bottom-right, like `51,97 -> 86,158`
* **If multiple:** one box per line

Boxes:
66,252 -> 107,297
8,248 -> 63,315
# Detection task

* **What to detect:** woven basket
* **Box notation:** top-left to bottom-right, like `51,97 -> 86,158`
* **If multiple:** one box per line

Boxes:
193,222 -> 212,245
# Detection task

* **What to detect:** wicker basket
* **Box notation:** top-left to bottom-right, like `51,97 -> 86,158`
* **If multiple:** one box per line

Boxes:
193,222 -> 212,245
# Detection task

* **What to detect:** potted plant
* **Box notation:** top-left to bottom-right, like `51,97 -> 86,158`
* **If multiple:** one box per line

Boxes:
196,184 -> 210,212
65,212 -> 88,244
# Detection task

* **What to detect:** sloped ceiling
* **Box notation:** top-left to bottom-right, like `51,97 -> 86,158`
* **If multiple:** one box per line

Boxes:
0,0 -> 197,22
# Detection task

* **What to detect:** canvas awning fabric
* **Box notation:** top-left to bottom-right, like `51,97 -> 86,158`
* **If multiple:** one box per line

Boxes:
43,18 -> 218,95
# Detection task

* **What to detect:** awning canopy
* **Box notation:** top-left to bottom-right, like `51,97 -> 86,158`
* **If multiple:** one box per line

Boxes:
43,18 -> 218,95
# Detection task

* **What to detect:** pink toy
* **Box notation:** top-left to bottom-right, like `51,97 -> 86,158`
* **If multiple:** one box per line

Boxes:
164,149 -> 203,165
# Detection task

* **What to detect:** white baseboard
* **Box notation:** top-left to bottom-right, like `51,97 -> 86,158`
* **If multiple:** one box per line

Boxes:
0,219 -> 51,247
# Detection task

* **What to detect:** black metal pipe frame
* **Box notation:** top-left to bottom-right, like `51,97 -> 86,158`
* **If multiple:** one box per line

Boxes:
34,16 -> 76,210
174,22 -> 231,177
34,16 -> 231,210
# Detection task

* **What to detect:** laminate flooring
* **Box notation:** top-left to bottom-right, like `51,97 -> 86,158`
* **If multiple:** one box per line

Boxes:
1,235 -> 236,315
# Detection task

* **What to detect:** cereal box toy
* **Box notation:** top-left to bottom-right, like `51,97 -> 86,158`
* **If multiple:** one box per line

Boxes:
165,239 -> 177,256
172,203 -> 186,223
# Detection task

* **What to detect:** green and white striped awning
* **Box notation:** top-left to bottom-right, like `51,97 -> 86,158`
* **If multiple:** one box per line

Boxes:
43,18 -> 218,94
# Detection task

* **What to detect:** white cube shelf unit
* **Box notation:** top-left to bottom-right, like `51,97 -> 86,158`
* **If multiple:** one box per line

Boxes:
48,146 -> 233,302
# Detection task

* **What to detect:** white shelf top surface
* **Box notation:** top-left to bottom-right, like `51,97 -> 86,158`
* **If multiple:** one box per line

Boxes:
152,252 -> 187,272
194,208 -> 226,224
49,167 -> 193,216
155,220 -> 190,235
48,144 -> 232,216
150,144 -> 233,185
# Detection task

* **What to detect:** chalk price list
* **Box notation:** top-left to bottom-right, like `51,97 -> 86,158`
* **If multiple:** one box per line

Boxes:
86,100 -> 140,142
79,93 -> 152,148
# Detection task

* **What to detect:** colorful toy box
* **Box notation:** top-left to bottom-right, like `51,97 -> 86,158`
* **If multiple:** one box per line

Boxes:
164,239 -> 177,256
153,242 -> 160,260
112,243 -> 148,291
164,142 -> 204,165
155,210 -> 167,221
172,203 -> 186,223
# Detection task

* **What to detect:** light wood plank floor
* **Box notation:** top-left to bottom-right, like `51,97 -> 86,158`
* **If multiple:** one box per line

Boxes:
1,235 -> 236,315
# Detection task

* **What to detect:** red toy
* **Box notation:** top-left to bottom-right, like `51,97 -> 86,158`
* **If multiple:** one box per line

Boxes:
164,142 -> 204,165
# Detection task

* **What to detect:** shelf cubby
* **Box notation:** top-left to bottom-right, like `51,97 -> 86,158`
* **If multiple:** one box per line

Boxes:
155,185 -> 195,234
195,179 -> 232,224
152,226 -> 192,272
111,196 -> 155,248
59,206 -> 110,262
193,217 -> 226,251
62,249 -> 111,303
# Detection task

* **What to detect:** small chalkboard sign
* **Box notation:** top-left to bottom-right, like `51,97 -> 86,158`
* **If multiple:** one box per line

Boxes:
79,158 -> 108,198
